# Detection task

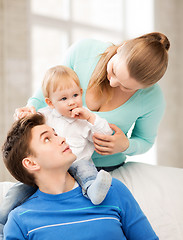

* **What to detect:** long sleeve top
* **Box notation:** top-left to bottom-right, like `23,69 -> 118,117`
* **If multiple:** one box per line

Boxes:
4,178 -> 159,240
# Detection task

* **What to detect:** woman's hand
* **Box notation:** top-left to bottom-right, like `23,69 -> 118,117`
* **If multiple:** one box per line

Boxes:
93,124 -> 129,155
14,106 -> 36,120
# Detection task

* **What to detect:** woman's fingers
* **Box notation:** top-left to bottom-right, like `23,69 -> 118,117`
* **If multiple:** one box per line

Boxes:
93,133 -> 112,142
95,148 -> 112,155
93,135 -> 114,155
93,136 -> 111,147
14,106 -> 36,120
93,123 -> 129,155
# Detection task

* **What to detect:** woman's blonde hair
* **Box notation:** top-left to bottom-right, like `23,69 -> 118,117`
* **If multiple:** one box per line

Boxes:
42,65 -> 81,98
89,32 -> 170,100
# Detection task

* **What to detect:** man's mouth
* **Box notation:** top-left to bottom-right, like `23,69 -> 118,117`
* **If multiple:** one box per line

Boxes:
63,146 -> 71,153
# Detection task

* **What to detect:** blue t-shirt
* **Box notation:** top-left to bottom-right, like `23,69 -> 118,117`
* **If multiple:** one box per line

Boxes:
27,39 -> 166,167
4,179 -> 158,240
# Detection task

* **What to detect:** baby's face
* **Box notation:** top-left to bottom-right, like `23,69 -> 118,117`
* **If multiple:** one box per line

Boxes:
49,83 -> 83,118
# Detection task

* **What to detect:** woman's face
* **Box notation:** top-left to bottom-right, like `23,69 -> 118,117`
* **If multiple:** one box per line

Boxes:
107,54 -> 144,93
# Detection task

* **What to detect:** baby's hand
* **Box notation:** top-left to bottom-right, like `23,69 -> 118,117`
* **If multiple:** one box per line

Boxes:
71,107 -> 87,119
71,108 -> 82,118
71,107 -> 96,124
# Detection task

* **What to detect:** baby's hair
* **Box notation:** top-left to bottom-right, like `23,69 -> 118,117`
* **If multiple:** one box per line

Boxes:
42,65 -> 81,98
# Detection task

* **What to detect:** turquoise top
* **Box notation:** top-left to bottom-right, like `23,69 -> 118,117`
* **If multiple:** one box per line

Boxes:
27,39 -> 166,167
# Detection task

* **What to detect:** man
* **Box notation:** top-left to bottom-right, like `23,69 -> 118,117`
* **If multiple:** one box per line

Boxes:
2,113 -> 158,239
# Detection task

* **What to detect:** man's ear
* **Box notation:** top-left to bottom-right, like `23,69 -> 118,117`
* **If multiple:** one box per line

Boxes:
45,98 -> 55,109
22,157 -> 40,172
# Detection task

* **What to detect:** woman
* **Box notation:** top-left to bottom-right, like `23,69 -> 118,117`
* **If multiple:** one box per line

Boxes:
15,32 -> 170,171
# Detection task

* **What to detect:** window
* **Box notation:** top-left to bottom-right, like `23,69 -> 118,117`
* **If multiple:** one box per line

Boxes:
31,0 -> 155,164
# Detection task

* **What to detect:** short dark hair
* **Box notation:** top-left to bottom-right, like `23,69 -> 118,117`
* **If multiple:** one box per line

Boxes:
2,113 -> 45,187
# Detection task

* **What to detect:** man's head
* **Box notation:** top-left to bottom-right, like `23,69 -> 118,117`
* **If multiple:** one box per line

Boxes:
2,113 -> 76,187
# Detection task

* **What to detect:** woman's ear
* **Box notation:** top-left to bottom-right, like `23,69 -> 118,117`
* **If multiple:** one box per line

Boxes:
22,157 -> 40,172
45,98 -> 55,109
117,42 -> 126,53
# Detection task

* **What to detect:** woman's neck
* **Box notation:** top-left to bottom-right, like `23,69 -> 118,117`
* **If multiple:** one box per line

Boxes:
86,85 -> 137,112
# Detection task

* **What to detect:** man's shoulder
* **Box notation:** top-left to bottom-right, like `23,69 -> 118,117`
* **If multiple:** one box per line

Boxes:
109,177 -> 133,198
111,177 -> 126,189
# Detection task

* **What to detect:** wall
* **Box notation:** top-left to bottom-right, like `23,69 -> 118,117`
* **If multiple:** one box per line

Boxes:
155,0 -> 183,167
0,0 -> 31,181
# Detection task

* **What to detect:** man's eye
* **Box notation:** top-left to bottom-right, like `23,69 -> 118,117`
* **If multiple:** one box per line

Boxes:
73,94 -> 78,97
45,137 -> 50,143
61,97 -> 67,101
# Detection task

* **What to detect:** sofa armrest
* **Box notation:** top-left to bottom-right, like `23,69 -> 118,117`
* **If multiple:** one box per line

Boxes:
111,162 -> 183,240
0,182 -> 15,204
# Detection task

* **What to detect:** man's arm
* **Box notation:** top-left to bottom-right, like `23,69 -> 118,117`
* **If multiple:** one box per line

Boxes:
4,212 -> 26,240
114,179 -> 159,240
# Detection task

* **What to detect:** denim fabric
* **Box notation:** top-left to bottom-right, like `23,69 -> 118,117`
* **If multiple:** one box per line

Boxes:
0,182 -> 37,237
69,158 -> 98,191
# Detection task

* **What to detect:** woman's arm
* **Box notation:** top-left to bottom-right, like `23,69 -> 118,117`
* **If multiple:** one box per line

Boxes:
93,85 -> 165,156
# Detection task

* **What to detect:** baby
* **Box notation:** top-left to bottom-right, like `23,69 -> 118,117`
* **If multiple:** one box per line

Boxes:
39,65 -> 113,204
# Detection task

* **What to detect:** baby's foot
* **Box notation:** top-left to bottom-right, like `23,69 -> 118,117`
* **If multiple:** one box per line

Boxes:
87,170 -> 112,205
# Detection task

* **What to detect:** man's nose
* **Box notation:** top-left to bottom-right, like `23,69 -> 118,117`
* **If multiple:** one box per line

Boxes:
57,136 -> 66,145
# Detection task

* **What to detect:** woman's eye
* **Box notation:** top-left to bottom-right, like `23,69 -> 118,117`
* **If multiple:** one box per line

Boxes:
73,94 -> 78,97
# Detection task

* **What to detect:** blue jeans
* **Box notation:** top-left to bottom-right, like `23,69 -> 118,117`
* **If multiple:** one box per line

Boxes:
0,182 -> 37,239
69,158 -> 98,194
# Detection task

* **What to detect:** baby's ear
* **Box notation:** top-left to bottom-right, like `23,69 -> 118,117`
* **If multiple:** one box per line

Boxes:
80,88 -> 83,95
45,98 -> 54,109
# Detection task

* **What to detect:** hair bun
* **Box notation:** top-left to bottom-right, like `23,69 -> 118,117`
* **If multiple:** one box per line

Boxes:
139,32 -> 170,51
151,32 -> 170,51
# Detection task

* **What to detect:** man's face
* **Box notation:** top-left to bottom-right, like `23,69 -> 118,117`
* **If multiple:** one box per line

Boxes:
29,124 -> 76,172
